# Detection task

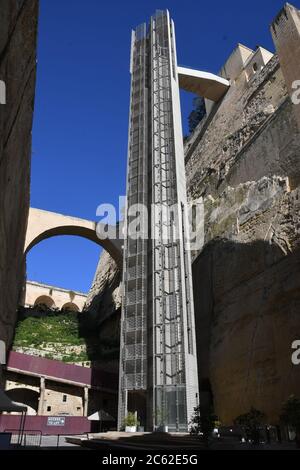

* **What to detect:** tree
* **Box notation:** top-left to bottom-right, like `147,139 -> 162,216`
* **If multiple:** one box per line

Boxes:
234,407 -> 265,445
188,97 -> 206,134
189,405 -> 217,445
280,395 -> 300,447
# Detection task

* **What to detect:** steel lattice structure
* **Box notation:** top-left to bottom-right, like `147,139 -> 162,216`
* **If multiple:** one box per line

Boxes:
118,10 -> 199,432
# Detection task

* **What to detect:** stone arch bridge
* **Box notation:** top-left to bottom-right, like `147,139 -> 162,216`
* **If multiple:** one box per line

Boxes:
24,208 -> 123,268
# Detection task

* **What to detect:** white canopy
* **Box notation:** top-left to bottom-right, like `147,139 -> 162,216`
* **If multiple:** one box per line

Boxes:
0,389 -> 27,412
178,66 -> 230,102
88,410 -> 114,422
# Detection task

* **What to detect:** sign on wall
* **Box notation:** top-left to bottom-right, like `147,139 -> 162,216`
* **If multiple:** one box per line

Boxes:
47,417 -> 65,426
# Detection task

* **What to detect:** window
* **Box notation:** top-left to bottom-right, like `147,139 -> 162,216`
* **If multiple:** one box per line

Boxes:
77,407 -> 81,411
253,62 -> 258,73
47,406 -> 51,412
63,394 -> 67,402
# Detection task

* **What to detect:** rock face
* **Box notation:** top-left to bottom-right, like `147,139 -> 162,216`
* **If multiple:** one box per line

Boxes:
0,0 -> 38,384
186,55 -> 300,197
85,250 -> 121,320
84,250 -> 121,372
192,182 -> 300,424
186,39 -> 300,422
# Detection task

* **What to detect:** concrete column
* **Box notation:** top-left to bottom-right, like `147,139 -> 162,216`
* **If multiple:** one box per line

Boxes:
271,3 -> 300,129
83,386 -> 89,417
38,376 -> 45,415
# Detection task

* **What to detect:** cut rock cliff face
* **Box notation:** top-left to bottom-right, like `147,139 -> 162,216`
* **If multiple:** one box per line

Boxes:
0,0 -> 38,384
85,250 -> 121,320
84,250 -> 121,372
193,180 -> 300,424
186,42 -> 300,423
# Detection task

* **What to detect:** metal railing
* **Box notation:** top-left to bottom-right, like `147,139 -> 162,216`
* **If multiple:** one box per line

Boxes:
4,429 -> 42,447
4,429 -> 89,448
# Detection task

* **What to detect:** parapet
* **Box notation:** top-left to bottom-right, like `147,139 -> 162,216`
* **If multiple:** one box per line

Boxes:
219,44 -> 254,81
271,3 -> 300,38
219,43 -> 273,83
271,2 -> 300,129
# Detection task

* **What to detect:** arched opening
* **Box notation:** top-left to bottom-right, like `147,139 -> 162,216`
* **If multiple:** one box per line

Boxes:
5,388 -> 39,415
20,229 -> 121,372
34,295 -> 55,310
62,302 -> 79,313
16,236 -> 105,364
26,236 -> 102,294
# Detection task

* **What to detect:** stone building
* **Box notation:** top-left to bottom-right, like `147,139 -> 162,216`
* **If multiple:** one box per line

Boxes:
4,351 -> 117,422
24,280 -> 87,313
0,0 -> 38,385
88,3 -> 300,425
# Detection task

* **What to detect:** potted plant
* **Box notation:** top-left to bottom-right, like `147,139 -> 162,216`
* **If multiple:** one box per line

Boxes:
124,412 -> 140,433
155,407 -> 169,432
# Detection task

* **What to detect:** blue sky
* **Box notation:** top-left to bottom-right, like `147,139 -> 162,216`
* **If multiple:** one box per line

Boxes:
27,0 -> 298,293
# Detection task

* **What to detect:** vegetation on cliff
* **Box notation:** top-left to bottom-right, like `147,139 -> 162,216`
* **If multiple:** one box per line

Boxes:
14,314 -> 83,347
13,307 -> 120,364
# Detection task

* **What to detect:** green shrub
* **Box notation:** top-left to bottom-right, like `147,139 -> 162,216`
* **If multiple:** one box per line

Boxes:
14,308 -> 120,363
14,314 -> 85,348
123,412 -> 140,427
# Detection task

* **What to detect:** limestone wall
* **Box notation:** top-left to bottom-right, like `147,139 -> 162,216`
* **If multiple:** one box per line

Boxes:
42,383 -> 84,417
271,3 -> 300,128
0,0 -> 38,383
85,250 -> 121,321
84,250 -> 121,373
187,5 -> 300,424
185,55 -> 298,198
192,181 -> 300,423
5,374 -> 84,416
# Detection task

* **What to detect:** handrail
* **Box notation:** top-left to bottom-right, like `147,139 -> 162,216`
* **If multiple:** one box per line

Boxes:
4,428 -> 42,447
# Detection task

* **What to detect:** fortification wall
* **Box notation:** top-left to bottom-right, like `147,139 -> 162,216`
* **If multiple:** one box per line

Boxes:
187,4 -> 300,424
0,0 -> 38,383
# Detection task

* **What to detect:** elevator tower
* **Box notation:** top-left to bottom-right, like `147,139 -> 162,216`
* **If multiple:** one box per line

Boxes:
118,10 -> 199,432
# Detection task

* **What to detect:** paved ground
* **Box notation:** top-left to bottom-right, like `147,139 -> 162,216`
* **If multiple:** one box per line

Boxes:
41,435 -> 82,448
9,434 -> 88,449
8,432 -> 300,451
66,432 -> 300,451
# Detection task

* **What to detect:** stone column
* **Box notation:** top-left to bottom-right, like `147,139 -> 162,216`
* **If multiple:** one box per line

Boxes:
83,386 -> 89,417
38,376 -> 45,415
271,3 -> 300,130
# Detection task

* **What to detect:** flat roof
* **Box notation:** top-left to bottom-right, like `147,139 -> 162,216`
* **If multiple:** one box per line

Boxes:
6,351 -> 118,391
26,280 -> 87,297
